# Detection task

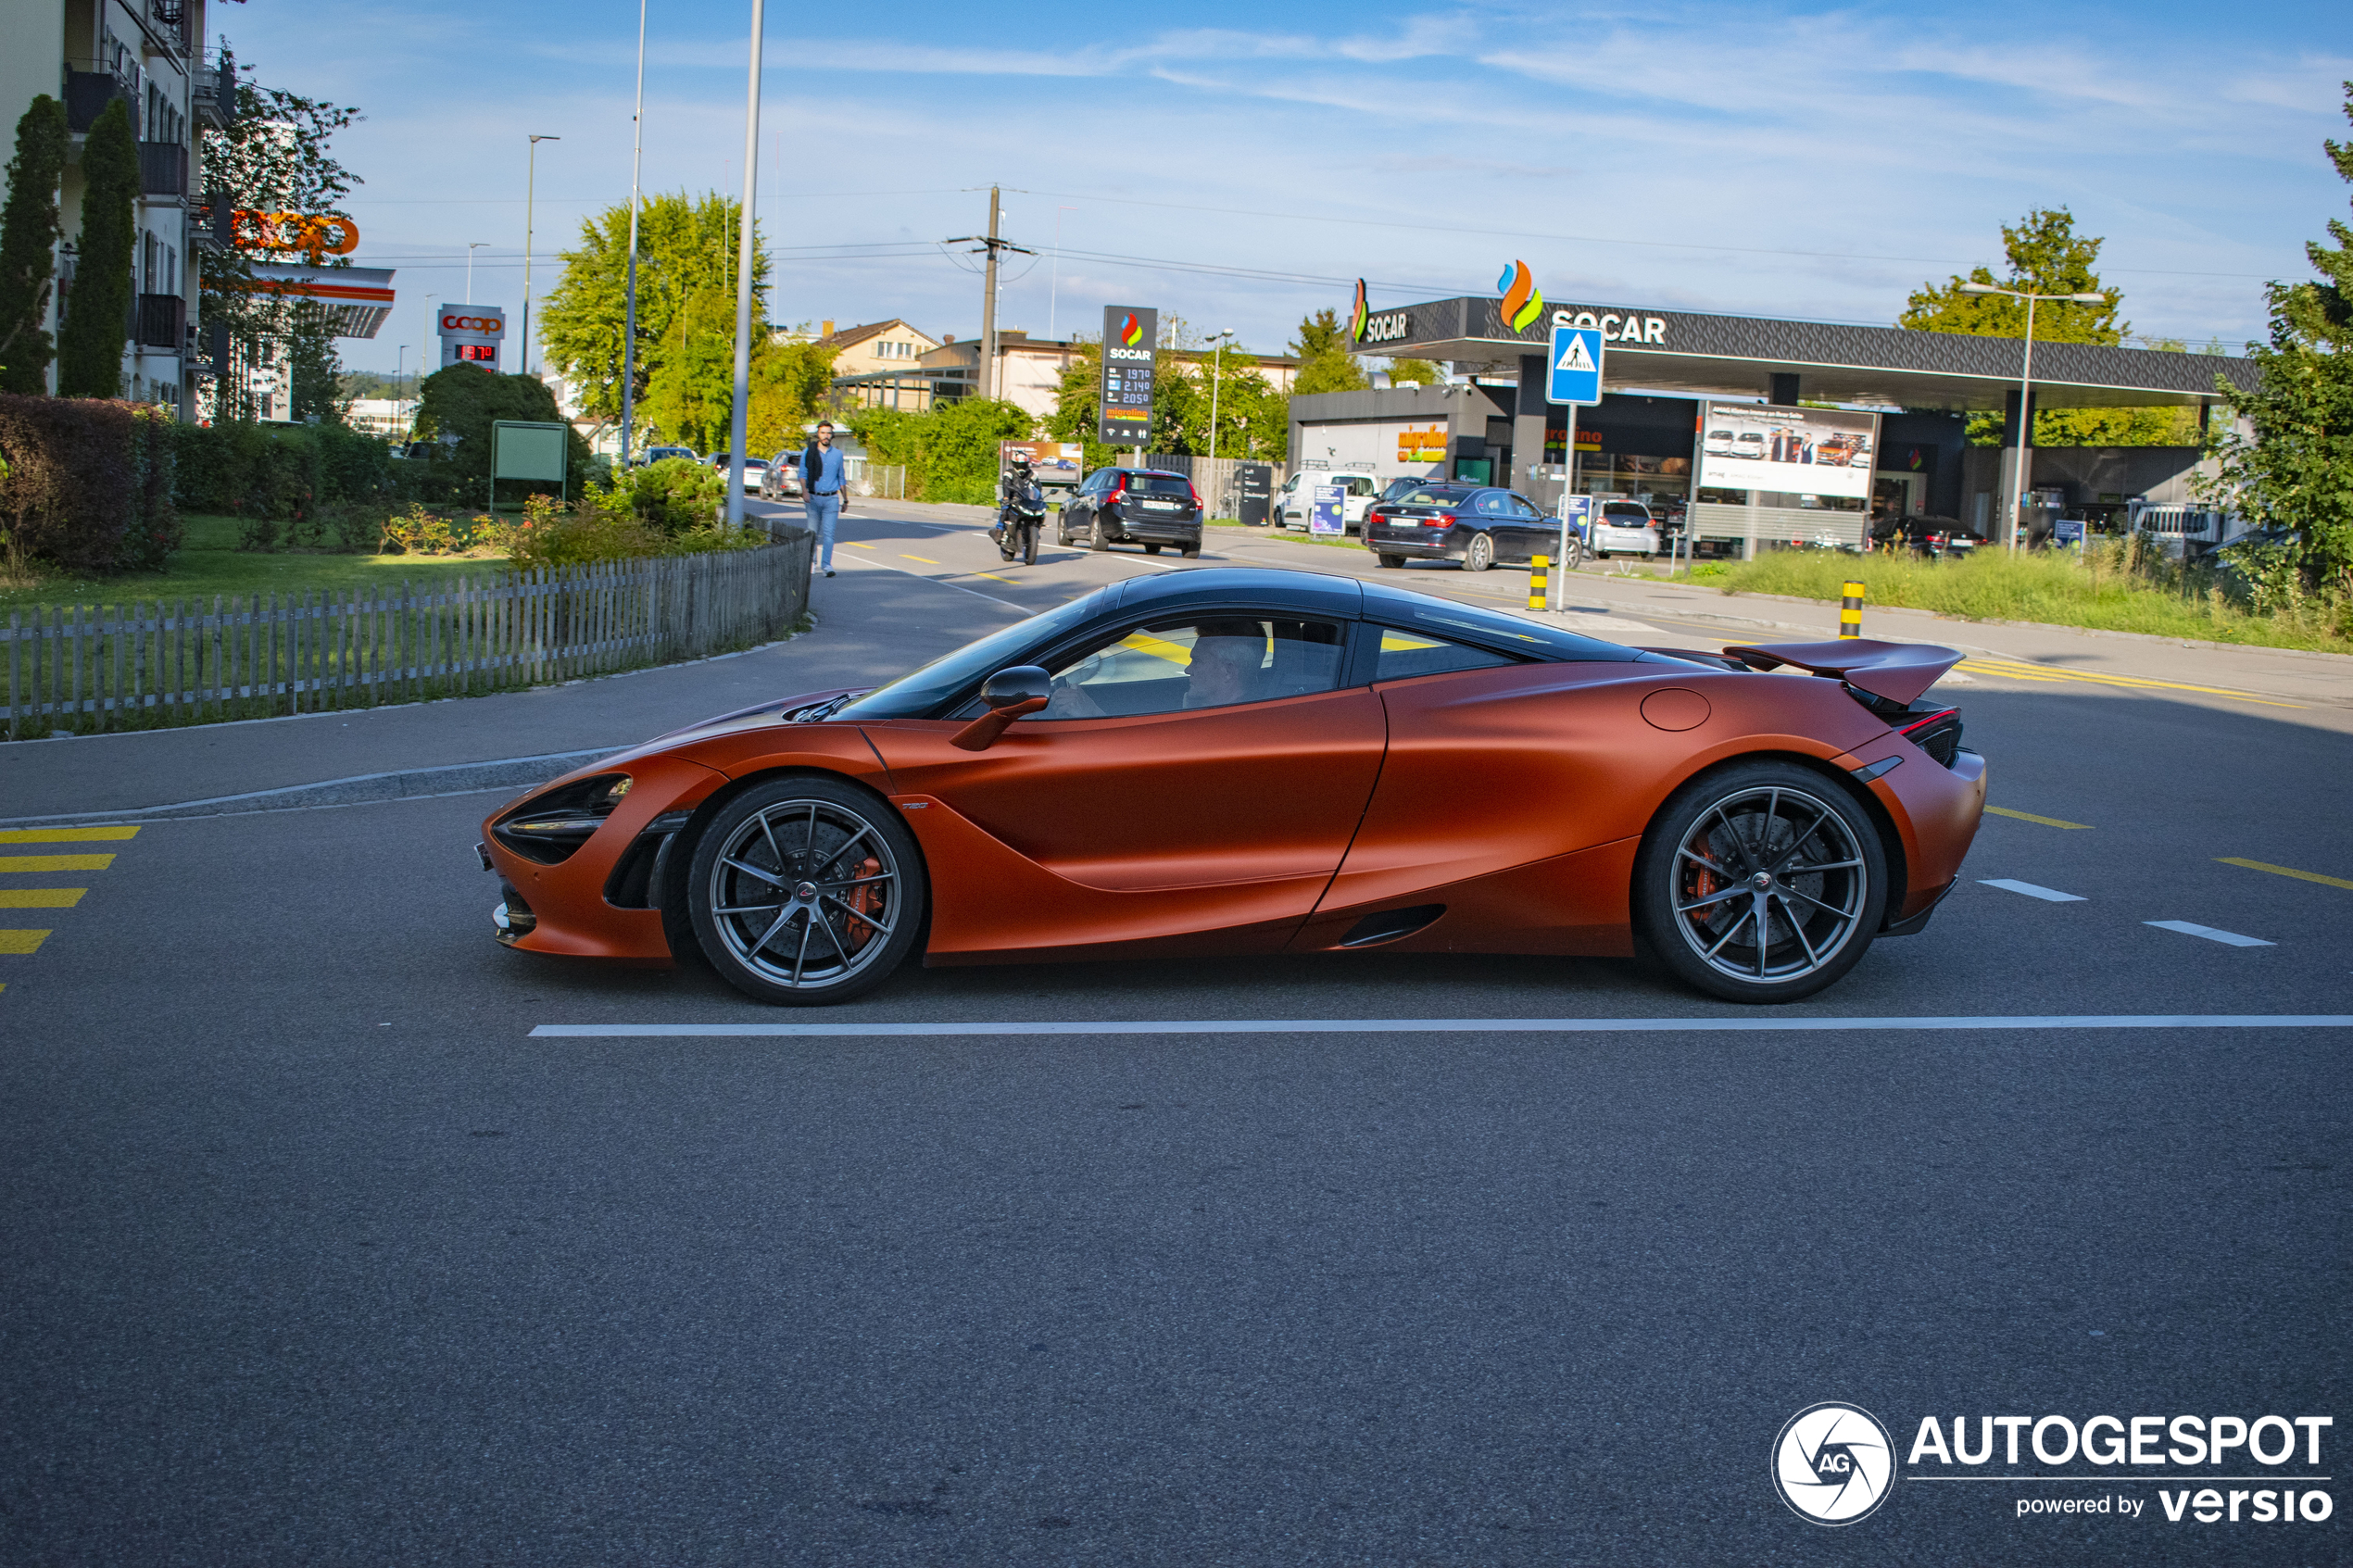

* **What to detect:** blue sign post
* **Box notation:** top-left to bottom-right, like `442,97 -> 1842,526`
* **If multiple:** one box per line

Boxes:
1546,321 -> 1604,608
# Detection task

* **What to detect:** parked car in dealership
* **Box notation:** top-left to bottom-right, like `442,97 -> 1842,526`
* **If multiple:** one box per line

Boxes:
1705,427 -> 1739,458
1363,483 -> 1563,571
1870,514 -> 1981,559
1580,498 -> 1664,559
1274,469 -> 1379,532
639,445 -> 698,467
1058,467 -> 1203,556
1733,432 -> 1768,461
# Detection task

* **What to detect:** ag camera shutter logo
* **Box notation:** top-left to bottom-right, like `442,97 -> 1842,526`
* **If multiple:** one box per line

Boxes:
1773,1402 -> 1896,1525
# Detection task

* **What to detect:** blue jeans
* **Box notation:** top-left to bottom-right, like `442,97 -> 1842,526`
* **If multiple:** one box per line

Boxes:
804,492 -> 840,569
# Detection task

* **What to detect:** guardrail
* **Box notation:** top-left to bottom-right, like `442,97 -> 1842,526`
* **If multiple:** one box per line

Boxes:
4,531 -> 812,738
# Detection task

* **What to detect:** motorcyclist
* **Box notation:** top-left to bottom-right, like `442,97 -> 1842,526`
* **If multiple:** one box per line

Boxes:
990,452 -> 1038,544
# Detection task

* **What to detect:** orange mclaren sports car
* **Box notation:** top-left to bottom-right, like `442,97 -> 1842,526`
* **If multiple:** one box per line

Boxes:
478,568 -> 1985,1005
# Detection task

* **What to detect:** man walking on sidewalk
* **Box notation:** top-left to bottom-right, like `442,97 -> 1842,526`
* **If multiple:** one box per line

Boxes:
802,420 -> 847,577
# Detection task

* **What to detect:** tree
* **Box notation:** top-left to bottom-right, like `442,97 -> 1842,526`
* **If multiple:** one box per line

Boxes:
1898,207 -> 2190,446
1289,307 -> 1367,395
1385,358 -> 1441,386
197,79 -> 365,422
851,395 -> 1031,504
410,366 -> 591,504
57,99 -> 135,397
538,192 -> 772,438
2206,82 -> 2353,583
0,95 -> 68,394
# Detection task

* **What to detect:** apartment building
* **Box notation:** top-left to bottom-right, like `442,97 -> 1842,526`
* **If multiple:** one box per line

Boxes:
2,0 -> 226,412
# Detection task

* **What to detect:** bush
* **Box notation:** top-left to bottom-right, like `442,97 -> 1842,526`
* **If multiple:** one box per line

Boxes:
175,418 -> 413,544
603,457 -> 722,533
409,365 -> 593,506
0,394 -> 179,573
493,493 -> 769,571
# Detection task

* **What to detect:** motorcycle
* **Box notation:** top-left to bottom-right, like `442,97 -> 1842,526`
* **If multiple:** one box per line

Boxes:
995,475 -> 1047,566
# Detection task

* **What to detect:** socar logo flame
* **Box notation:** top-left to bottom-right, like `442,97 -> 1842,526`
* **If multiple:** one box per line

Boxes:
1120,311 -> 1144,347
1350,279 -> 1370,343
1498,259 -> 1543,333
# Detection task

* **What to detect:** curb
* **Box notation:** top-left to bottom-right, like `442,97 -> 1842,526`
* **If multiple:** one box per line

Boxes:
0,747 -> 623,826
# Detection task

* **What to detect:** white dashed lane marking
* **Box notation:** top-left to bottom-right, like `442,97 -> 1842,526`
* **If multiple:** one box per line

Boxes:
2145,921 -> 2276,948
1980,879 -> 2087,903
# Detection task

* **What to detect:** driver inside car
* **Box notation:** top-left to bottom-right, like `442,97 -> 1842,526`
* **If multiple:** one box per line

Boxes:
1039,621 -> 1271,720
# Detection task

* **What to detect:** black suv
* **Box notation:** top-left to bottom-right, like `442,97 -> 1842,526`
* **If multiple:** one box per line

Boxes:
1058,468 -> 1203,557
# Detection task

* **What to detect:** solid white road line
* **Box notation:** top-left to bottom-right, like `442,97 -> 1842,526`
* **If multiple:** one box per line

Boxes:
530,1014 -> 2353,1039
2145,921 -> 2276,948
1979,879 -> 2087,902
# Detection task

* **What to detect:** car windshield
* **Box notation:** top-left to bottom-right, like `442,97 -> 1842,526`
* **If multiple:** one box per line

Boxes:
836,591 -> 1112,719
1127,474 -> 1191,497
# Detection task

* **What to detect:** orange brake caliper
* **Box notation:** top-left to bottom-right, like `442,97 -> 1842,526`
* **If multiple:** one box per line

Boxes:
840,856 -> 884,949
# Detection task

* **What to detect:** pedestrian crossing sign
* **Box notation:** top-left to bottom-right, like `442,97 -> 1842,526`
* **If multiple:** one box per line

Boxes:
1548,324 -> 1604,406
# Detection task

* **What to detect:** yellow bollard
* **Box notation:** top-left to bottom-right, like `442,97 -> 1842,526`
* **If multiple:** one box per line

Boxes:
1840,580 -> 1865,639
1529,555 -> 1549,611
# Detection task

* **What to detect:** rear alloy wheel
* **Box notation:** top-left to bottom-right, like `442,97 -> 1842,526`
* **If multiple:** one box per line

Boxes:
1463,533 -> 1495,572
1377,553 -> 1404,569
686,776 -> 926,1006
1633,761 -> 1886,1003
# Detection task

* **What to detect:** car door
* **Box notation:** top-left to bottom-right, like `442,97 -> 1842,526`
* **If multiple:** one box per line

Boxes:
1469,491 -> 1520,560
1065,471 -> 1103,538
1504,493 -> 1554,562
865,612 -> 1387,960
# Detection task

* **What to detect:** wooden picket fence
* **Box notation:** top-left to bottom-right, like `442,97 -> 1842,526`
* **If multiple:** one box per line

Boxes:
3,531 -> 814,738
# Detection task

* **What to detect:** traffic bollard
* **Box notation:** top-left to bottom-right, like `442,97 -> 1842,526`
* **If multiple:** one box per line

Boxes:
1840,580 -> 1865,639
1529,555 -> 1549,611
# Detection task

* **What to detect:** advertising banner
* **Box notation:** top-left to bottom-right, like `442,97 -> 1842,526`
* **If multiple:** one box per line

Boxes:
1000,440 -> 1084,487
1697,402 -> 1880,500
1098,306 -> 1158,447
1310,483 -> 1345,537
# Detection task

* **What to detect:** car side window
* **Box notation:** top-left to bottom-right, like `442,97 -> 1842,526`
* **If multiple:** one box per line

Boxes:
1510,495 -> 1542,519
1473,492 -> 1510,515
1374,626 -> 1519,682
1035,616 -> 1349,720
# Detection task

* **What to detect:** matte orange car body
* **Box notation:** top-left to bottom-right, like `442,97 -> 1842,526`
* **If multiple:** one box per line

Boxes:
478,573 -> 1987,988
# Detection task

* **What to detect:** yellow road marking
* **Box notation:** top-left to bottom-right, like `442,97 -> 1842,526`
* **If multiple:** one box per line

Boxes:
0,889 -> 85,908
975,571 -> 1014,583
900,554 -> 940,565
1955,659 -> 2303,709
1985,806 -> 2094,830
845,541 -> 875,549
2218,857 -> 2353,891
0,854 -> 115,872
0,931 -> 51,954
0,826 -> 140,843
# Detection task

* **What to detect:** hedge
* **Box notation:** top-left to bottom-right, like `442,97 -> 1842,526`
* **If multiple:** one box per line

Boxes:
172,417 -> 409,520
0,393 -> 178,572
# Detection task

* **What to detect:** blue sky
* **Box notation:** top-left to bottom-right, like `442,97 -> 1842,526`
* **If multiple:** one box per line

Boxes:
211,0 -> 2353,376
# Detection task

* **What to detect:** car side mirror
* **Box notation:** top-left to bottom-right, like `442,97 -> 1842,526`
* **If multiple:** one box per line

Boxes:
952,666 -> 1053,752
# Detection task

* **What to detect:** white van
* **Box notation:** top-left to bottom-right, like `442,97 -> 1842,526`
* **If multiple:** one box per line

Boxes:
1273,470 -> 1380,533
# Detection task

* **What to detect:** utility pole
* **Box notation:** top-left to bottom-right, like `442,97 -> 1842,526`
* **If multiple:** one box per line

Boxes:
619,0 -> 647,467
724,0 -> 764,530
944,188 -> 1032,403
522,133 -> 560,375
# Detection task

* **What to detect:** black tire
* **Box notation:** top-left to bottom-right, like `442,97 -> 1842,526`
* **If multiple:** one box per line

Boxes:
1022,526 -> 1038,567
1377,553 -> 1404,569
1180,545 -> 1201,559
1091,517 -> 1112,552
686,775 -> 926,1006
1463,533 -> 1495,572
1143,542 -> 1162,556
1631,760 -> 1887,1004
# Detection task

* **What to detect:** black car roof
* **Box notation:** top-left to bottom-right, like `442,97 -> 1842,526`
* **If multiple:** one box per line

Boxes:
1111,567 -> 1360,620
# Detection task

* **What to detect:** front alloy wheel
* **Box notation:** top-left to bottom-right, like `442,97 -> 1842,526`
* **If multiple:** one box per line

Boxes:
1633,762 -> 1886,1003
686,777 -> 926,1005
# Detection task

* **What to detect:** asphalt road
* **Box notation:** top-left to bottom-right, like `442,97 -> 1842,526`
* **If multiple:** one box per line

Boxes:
3,501 -> 2347,1565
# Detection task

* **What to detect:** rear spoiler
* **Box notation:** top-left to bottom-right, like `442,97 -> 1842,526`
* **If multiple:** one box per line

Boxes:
1718,638 -> 1963,707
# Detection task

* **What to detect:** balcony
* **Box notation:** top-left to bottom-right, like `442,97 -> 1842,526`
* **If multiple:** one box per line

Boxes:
139,142 -> 186,199
195,52 -> 236,129
142,0 -> 190,59
136,293 -> 184,353
64,71 -> 141,136
189,193 -> 233,254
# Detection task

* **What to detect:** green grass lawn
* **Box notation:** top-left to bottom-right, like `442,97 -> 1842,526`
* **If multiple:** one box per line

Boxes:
1710,548 -> 2352,655
0,514 -> 509,617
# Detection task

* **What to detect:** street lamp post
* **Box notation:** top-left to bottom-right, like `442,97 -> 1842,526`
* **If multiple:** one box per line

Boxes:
1957,282 -> 2108,552
465,242 -> 486,305
619,0 -> 648,468
522,133 -> 560,377
1205,328 -> 1235,465
395,344 -> 407,433
724,0 -> 765,530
